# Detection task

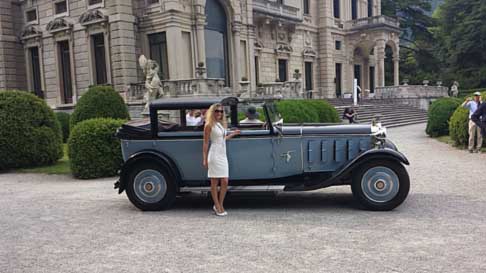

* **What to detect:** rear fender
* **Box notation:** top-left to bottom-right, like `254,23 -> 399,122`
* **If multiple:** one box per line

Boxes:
115,150 -> 182,194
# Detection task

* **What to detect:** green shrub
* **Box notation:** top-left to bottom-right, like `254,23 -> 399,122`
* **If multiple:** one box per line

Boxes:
275,100 -> 340,123
70,85 -> 129,128
56,112 -> 71,143
68,118 -> 126,179
449,107 -> 469,147
426,98 -> 461,137
0,90 -> 62,170
304,100 -> 340,123
277,100 -> 319,123
449,91 -> 486,147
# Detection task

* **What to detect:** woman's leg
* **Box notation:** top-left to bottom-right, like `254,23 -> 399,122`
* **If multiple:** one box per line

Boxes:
210,178 -> 222,212
219,178 -> 229,211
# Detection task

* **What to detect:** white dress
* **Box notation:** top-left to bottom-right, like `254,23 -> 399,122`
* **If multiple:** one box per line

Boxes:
208,122 -> 229,178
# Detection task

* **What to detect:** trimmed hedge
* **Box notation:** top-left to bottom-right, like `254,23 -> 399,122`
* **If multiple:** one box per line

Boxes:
449,91 -> 486,147
449,107 -> 469,147
0,90 -> 63,170
426,98 -> 461,137
68,118 -> 126,179
276,100 -> 339,123
70,85 -> 129,128
304,100 -> 341,123
277,100 -> 319,123
56,112 -> 71,143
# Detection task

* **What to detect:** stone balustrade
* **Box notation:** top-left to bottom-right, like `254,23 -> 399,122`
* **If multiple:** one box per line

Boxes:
125,78 -> 228,103
344,15 -> 400,31
373,85 -> 449,111
253,0 -> 301,21
245,80 -> 304,99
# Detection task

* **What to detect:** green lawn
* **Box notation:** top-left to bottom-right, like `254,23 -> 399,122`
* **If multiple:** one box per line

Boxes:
18,144 -> 71,175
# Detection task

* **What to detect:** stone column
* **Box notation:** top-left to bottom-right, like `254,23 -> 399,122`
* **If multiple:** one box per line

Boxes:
246,0 -> 257,92
194,0 -> 206,76
109,0 -> 138,93
393,57 -> 399,86
0,1 -> 26,90
232,22 -> 242,94
317,0 -> 336,98
375,40 -> 386,87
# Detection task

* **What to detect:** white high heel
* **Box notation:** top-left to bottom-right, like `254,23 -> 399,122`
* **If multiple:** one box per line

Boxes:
213,206 -> 225,216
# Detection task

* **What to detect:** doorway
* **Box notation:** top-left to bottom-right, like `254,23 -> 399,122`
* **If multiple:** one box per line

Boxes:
305,62 -> 313,98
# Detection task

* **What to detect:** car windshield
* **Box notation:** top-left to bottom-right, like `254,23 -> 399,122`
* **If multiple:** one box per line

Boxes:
265,102 -> 283,125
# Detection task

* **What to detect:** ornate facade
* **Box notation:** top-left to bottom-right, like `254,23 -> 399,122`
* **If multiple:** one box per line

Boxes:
0,0 -> 400,108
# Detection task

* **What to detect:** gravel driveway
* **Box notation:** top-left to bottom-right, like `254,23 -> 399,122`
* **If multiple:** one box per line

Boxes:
1,124 -> 485,273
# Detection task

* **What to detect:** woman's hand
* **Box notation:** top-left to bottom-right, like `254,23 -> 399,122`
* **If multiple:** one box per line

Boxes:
203,158 -> 208,169
226,129 -> 241,140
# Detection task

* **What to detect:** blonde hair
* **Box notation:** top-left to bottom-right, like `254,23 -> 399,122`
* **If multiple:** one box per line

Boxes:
205,103 -> 227,129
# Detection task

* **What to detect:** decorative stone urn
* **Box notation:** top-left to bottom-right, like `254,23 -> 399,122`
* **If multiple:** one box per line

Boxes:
195,62 -> 206,79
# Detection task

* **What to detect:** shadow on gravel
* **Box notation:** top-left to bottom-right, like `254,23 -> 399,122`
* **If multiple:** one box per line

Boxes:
169,191 -> 359,212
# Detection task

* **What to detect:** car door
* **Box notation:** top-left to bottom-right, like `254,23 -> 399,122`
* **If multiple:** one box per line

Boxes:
226,129 -> 275,180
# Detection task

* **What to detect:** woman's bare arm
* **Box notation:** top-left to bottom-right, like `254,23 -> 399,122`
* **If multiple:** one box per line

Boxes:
225,129 -> 241,140
202,125 -> 211,168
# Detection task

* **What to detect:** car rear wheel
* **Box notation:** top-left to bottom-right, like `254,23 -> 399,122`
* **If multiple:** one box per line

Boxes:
351,160 -> 410,211
125,162 -> 176,211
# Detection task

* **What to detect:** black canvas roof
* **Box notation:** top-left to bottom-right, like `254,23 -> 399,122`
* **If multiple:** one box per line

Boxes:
149,96 -> 239,110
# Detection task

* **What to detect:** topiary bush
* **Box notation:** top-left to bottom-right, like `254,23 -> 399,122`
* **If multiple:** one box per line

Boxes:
68,118 -> 126,179
449,107 -> 469,147
0,90 -> 63,170
426,98 -> 461,137
449,91 -> 486,147
70,85 -> 129,128
276,100 -> 319,123
56,112 -> 71,143
304,100 -> 341,123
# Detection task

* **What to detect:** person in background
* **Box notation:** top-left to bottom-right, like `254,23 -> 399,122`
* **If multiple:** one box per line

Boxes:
186,110 -> 202,126
471,95 -> 486,153
343,107 -> 357,124
462,92 -> 483,153
240,106 -> 264,125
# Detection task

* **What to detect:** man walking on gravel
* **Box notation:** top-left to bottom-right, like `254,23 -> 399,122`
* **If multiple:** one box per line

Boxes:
462,92 -> 483,153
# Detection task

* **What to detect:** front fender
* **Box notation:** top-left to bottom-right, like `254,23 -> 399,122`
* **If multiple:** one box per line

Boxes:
333,148 -> 409,179
115,150 -> 182,194
289,148 -> 409,191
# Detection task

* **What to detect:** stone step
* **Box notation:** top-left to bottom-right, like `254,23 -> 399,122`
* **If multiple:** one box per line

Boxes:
329,98 -> 428,128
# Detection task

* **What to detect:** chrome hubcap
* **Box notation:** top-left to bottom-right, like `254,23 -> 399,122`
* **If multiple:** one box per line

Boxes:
361,166 -> 400,203
133,169 -> 167,204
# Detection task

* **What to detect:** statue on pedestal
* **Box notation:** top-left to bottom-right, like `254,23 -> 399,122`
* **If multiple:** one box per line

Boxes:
450,81 -> 459,97
139,55 -> 164,115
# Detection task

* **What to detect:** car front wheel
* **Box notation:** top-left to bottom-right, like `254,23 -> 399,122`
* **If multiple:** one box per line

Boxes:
125,162 -> 177,211
351,160 -> 410,211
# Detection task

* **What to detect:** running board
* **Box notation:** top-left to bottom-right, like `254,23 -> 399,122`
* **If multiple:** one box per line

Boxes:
179,185 -> 285,193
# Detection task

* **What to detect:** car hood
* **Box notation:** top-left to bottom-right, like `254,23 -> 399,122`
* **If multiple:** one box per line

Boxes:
281,124 -> 372,135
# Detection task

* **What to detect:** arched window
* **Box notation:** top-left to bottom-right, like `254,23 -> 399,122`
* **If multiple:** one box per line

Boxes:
205,0 -> 229,83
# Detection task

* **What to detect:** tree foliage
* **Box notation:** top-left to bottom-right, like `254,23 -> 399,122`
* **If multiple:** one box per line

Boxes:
434,0 -> 486,89
382,0 -> 440,84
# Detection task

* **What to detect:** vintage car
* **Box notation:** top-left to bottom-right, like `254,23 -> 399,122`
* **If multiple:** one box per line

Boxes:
115,97 -> 410,211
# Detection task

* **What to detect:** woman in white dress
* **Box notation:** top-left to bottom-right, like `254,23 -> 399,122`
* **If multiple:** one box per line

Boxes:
202,104 -> 240,216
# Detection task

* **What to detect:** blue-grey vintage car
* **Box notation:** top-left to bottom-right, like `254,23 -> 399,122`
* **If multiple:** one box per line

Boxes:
115,97 -> 410,211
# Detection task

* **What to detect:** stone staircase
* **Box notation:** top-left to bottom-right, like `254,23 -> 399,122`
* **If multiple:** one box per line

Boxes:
327,98 -> 428,128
